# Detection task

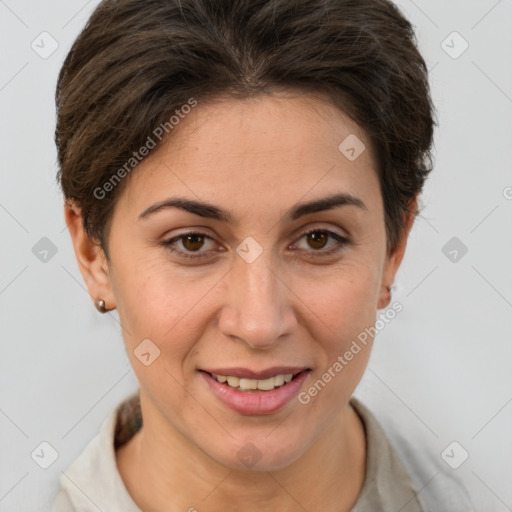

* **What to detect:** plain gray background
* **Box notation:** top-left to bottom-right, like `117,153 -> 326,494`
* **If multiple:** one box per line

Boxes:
1,0 -> 511,510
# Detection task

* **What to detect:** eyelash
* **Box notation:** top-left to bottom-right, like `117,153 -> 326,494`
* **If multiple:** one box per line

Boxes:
161,229 -> 350,260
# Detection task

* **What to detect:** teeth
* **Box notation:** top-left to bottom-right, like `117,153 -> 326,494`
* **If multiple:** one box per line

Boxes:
256,377 -> 275,391
274,374 -> 285,386
226,376 -> 240,387
239,378 -> 258,390
213,372 -> 297,391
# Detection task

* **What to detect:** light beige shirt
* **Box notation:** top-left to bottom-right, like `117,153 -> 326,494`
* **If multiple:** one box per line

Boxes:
51,391 -> 474,512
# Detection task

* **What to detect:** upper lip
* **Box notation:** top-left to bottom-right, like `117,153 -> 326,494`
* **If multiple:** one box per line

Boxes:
200,366 -> 310,380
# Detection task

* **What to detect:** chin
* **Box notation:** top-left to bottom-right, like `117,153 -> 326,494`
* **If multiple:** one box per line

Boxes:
208,435 -> 308,473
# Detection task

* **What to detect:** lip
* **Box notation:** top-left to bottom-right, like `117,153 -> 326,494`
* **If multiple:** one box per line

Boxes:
200,366 -> 309,380
199,369 -> 311,415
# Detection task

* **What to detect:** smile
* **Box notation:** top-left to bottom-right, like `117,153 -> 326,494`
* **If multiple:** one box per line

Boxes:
207,371 -> 302,392
198,368 -> 311,415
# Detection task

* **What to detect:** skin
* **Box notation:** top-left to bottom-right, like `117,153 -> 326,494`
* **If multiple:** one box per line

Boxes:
65,90 -> 415,512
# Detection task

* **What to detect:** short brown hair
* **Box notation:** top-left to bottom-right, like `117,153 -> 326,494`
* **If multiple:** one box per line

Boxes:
55,0 -> 436,258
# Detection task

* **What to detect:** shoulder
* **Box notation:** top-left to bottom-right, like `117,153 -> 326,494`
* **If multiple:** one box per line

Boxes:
352,397 -> 475,512
50,488 -> 73,512
350,396 -> 429,512
50,390 -> 142,512
384,423 -> 475,511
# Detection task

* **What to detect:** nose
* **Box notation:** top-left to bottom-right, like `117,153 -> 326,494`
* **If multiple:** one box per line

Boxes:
217,249 -> 296,350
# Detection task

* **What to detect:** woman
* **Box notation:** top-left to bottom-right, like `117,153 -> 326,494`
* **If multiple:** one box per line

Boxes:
52,0 -> 474,510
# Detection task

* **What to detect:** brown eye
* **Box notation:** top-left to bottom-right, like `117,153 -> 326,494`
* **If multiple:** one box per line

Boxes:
292,228 -> 350,258
306,231 -> 328,250
162,231 -> 218,259
181,233 -> 205,251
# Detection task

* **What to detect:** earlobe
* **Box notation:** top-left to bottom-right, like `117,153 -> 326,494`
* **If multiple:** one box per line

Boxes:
64,200 -> 116,312
377,284 -> 392,310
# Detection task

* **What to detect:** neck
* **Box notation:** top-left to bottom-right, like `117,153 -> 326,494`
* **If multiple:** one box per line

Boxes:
116,395 -> 366,512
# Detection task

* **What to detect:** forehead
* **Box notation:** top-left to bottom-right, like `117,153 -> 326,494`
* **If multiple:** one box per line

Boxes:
117,92 -> 380,219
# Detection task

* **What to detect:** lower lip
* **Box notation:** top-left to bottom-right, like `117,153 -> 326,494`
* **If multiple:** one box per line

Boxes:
199,370 -> 310,415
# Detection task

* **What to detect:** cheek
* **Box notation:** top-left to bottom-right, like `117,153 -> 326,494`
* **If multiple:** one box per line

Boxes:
292,266 -> 380,412
111,257 -> 220,362
293,261 -> 381,343
111,264 -> 214,412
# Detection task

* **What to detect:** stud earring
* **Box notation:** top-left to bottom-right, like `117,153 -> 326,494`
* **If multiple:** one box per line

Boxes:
95,298 -> 108,313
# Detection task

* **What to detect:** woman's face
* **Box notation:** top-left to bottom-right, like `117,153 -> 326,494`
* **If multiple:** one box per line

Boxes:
80,92 -> 408,471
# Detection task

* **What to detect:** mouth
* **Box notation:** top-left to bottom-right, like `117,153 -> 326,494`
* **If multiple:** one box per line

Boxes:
198,367 -> 310,393
198,367 -> 312,415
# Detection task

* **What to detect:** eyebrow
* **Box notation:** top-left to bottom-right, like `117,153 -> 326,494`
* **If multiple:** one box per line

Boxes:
138,192 -> 367,223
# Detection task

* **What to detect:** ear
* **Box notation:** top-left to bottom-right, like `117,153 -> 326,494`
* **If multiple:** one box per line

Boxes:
64,200 -> 115,311
377,198 -> 417,309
